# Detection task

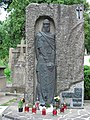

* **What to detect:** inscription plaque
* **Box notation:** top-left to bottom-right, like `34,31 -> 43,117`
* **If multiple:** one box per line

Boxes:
73,103 -> 82,107
62,93 -> 74,98
73,98 -> 82,102
62,87 -> 83,107
74,88 -> 82,98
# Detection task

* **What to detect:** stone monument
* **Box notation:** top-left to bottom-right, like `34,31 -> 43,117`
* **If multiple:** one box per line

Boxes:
25,4 -> 84,108
8,39 -> 26,93
0,66 -> 6,91
12,38 -> 26,88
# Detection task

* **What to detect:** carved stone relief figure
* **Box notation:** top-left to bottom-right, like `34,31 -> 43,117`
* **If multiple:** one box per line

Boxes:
35,19 -> 56,104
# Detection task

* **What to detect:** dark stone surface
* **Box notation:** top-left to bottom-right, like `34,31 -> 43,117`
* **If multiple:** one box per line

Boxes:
72,98 -> 82,102
62,88 -> 82,99
36,19 -> 56,104
74,88 -> 82,98
62,93 -> 74,98
61,87 -> 83,107
73,103 -> 82,107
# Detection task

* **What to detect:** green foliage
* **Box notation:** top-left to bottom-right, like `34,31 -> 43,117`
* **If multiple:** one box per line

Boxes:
0,98 -> 17,106
0,58 -> 11,83
64,0 -> 83,5
18,100 -> 23,108
0,20 -> 12,59
84,12 -> 90,54
84,65 -> 90,100
45,102 -> 50,108
0,59 -> 5,66
4,66 -> 12,83
0,0 -> 89,59
89,58 -> 90,63
4,67 -> 11,78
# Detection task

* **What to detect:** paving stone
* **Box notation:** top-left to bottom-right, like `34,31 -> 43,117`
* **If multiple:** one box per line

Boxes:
74,118 -> 85,120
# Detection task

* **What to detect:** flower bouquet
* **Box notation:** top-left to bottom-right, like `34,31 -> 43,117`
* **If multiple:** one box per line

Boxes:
54,96 -> 60,109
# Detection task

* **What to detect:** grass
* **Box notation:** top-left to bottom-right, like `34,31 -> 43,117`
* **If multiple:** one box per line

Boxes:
0,98 -> 17,106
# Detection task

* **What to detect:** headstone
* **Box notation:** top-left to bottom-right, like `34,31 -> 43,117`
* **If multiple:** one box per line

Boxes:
8,39 -> 26,92
0,66 -> 6,91
9,39 -> 26,70
12,38 -> 26,88
25,3 -> 84,107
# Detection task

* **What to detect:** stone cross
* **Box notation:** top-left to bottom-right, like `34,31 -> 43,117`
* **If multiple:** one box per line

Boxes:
18,38 -> 25,62
76,7 -> 83,19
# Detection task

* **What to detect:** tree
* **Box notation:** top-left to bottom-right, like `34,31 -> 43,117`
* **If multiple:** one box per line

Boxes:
84,11 -> 90,54
0,0 -> 89,60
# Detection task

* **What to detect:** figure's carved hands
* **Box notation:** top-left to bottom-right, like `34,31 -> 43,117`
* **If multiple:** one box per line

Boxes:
47,62 -> 54,71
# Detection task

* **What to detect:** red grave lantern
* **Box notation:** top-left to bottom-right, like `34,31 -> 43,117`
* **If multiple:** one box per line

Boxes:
24,104 -> 29,112
63,103 -> 67,110
53,108 -> 57,115
32,106 -> 36,114
42,108 -> 46,115
60,105 -> 64,113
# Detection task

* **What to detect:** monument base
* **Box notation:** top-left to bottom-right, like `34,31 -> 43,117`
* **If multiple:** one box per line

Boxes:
2,102 -> 61,120
2,95 -> 86,120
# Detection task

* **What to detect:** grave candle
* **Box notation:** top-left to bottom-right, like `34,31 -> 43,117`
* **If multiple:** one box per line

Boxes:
53,108 -> 57,116
60,105 -> 64,113
42,108 -> 46,115
35,101 -> 39,110
32,105 -> 36,114
63,103 -> 67,110
24,104 -> 29,112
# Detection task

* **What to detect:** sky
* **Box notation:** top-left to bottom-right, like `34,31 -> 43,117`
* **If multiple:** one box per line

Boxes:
87,0 -> 90,4
0,8 -> 8,21
0,0 -> 90,21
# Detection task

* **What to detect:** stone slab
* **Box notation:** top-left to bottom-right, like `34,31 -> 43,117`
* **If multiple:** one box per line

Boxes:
25,3 -> 84,104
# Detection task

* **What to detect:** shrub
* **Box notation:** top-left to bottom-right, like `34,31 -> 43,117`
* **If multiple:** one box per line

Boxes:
84,65 -> 90,100
0,59 -> 5,66
4,67 -> 11,83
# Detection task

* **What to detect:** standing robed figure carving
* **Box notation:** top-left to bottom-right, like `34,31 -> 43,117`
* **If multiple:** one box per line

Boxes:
35,19 -> 56,104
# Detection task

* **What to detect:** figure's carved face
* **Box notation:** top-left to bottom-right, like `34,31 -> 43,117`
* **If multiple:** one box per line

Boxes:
43,19 -> 50,33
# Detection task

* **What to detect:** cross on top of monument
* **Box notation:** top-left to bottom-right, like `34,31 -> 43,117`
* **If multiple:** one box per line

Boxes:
17,38 -> 26,48
18,38 -> 26,62
76,6 -> 83,19
20,38 -> 25,54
